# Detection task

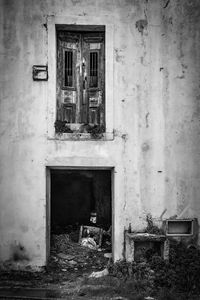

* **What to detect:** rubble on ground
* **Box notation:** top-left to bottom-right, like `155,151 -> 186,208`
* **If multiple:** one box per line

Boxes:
89,268 -> 109,278
50,230 -> 109,274
0,227 -> 111,292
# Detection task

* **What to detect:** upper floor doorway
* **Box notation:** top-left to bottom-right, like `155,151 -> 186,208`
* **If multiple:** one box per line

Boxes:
56,26 -> 105,133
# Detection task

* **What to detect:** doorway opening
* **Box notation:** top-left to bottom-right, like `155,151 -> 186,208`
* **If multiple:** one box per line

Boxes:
47,168 -> 113,274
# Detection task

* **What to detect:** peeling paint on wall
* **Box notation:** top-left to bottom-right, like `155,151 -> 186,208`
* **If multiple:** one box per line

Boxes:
114,48 -> 125,64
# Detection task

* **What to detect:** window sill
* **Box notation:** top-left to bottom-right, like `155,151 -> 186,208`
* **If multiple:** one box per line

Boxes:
47,132 -> 114,141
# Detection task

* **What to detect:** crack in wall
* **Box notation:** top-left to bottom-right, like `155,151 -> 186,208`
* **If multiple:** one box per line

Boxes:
145,112 -> 150,128
122,134 -> 128,211
163,0 -> 170,9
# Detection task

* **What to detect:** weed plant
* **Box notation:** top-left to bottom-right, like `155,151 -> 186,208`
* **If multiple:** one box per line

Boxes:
108,242 -> 200,298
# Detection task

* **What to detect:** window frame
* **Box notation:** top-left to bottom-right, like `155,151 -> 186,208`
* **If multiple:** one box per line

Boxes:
47,17 -> 114,140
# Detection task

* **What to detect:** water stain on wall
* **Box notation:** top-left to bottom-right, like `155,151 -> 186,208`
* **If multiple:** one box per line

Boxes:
142,142 -> 150,152
114,48 -> 125,64
135,19 -> 148,34
11,243 -> 29,262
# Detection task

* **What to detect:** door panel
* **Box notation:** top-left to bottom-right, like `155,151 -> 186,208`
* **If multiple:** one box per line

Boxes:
83,33 -> 105,126
57,32 -> 81,124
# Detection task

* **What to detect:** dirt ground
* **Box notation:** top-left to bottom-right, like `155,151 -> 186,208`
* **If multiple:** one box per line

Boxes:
0,232 -> 130,299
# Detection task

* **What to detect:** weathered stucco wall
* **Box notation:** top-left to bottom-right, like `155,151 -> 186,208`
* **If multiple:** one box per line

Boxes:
0,0 -> 200,268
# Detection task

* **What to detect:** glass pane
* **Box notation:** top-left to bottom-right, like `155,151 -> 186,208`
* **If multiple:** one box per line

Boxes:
64,51 -> 73,87
89,52 -> 98,88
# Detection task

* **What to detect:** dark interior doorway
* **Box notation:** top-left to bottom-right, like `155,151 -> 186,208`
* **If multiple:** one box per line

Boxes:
50,169 -> 112,236
47,168 -> 112,274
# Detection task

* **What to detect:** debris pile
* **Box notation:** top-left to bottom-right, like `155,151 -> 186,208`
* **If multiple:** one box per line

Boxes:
81,237 -> 97,250
79,225 -> 103,250
50,231 -> 109,274
51,233 -> 71,252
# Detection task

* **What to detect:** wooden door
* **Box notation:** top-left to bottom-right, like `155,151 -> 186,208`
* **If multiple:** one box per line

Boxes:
82,33 -> 105,126
57,31 -> 81,124
56,31 -> 105,129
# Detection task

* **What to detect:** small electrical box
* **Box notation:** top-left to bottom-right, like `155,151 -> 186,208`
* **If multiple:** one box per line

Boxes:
166,219 -> 194,236
33,65 -> 48,81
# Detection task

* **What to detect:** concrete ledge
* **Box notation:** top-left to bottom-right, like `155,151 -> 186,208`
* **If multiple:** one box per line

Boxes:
125,232 -> 169,262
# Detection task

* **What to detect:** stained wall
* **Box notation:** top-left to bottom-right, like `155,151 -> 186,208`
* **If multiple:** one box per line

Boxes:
0,0 -> 200,268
